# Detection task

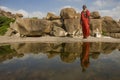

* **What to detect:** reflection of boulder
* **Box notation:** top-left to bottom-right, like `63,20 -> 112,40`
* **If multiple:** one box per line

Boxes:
59,42 -> 82,63
50,43 -> 63,52
11,43 -> 52,54
101,43 -> 119,54
47,43 -> 63,59
90,42 -> 102,52
64,42 -> 82,55
0,45 -> 22,62
60,52 -> 77,63
91,52 -> 100,59
0,42 -> 119,64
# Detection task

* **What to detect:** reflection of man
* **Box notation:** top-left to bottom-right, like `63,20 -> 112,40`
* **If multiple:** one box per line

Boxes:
80,5 -> 90,39
80,42 -> 90,72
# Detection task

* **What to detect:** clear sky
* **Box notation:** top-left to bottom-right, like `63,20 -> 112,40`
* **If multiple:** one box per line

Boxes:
0,0 -> 120,20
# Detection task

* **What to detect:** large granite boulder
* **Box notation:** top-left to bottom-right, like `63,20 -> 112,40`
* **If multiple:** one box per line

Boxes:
50,26 -> 67,37
90,19 -> 102,37
102,16 -> 120,33
51,19 -> 63,27
63,19 -> 82,36
118,19 -> 120,26
0,9 -> 23,19
15,13 -> 23,18
10,18 -> 52,36
60,8 -> 76,19
90,11 -> 101,19
46,12 -> 60,20
105,33 -> 120,38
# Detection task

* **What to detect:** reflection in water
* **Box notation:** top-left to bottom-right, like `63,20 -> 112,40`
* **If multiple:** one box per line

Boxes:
81,42 -> 90,72
0,42 -> 120,80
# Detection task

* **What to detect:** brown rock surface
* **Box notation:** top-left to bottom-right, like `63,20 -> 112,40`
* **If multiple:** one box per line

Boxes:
60,8 -> 76,19
46,12 -> 60,20
90,11 -> 101,19
63,19 -> 82,36
10,18 -> 52,36
102,16 -> 120,33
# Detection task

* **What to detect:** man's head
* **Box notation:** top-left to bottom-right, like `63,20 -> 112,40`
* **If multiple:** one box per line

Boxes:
82,5 -> 87,10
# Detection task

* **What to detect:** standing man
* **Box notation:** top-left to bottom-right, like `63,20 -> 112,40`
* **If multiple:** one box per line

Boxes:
80,5 -> 90,39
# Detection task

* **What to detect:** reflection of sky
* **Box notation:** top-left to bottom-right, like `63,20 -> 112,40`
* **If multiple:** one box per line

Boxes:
0,48 -> 120,80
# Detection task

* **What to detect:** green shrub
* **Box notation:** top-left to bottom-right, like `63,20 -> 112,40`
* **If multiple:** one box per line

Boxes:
0,16 -> 15,35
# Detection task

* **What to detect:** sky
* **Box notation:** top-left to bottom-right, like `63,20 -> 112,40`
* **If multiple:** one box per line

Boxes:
0,0 -> 120,20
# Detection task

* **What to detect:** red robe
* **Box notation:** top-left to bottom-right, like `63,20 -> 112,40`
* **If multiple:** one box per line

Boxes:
81,10 -> 90,38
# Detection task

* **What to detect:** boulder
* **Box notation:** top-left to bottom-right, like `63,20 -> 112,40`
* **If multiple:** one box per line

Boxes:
10,18 -> 52,36
15,13 -> 23,18
90,19 -> 102,37
60,8 -> 76,19
105,33 -> 120,38
76,13 -> 81,19
5,28 -> 16,36
90,11 -> 101,19
102,16 -> 120,33
119,19 -> 120,23
0,9 -> 23,19
46,12 -> 60,20
51,19 -> 63,27
63,19 -> 82,36
50,26 -> 67,37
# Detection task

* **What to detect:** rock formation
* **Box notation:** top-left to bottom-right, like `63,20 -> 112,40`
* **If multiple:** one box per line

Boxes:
90,11 -> 101,19
102,16 -> 120,38
0,8 -> 119,38
9,18 -> 52,37
0,9 -> 23,19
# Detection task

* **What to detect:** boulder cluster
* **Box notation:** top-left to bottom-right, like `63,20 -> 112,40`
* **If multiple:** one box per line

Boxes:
0,9 -> 23,19
2,8 -> 120,38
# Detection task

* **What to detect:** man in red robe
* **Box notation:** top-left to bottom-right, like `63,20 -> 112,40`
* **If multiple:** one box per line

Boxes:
80,5 -> 90,39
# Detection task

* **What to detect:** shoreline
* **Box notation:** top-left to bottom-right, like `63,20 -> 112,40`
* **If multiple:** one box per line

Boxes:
0,36 -> 120,44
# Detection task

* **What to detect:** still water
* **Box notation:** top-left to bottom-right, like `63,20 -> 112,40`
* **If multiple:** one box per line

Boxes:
0,42 -> 120,80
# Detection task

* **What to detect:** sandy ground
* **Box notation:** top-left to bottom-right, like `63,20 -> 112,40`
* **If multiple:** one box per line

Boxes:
0,36 -> 120,44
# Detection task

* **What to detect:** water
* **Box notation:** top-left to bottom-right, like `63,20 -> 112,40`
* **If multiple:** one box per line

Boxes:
0,42 -> 120,80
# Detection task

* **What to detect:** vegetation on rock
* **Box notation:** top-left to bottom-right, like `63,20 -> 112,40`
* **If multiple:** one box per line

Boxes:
0,16 -> 15,35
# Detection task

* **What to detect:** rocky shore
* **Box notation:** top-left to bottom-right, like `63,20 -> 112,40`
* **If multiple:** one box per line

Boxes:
0,36 -> 120,44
